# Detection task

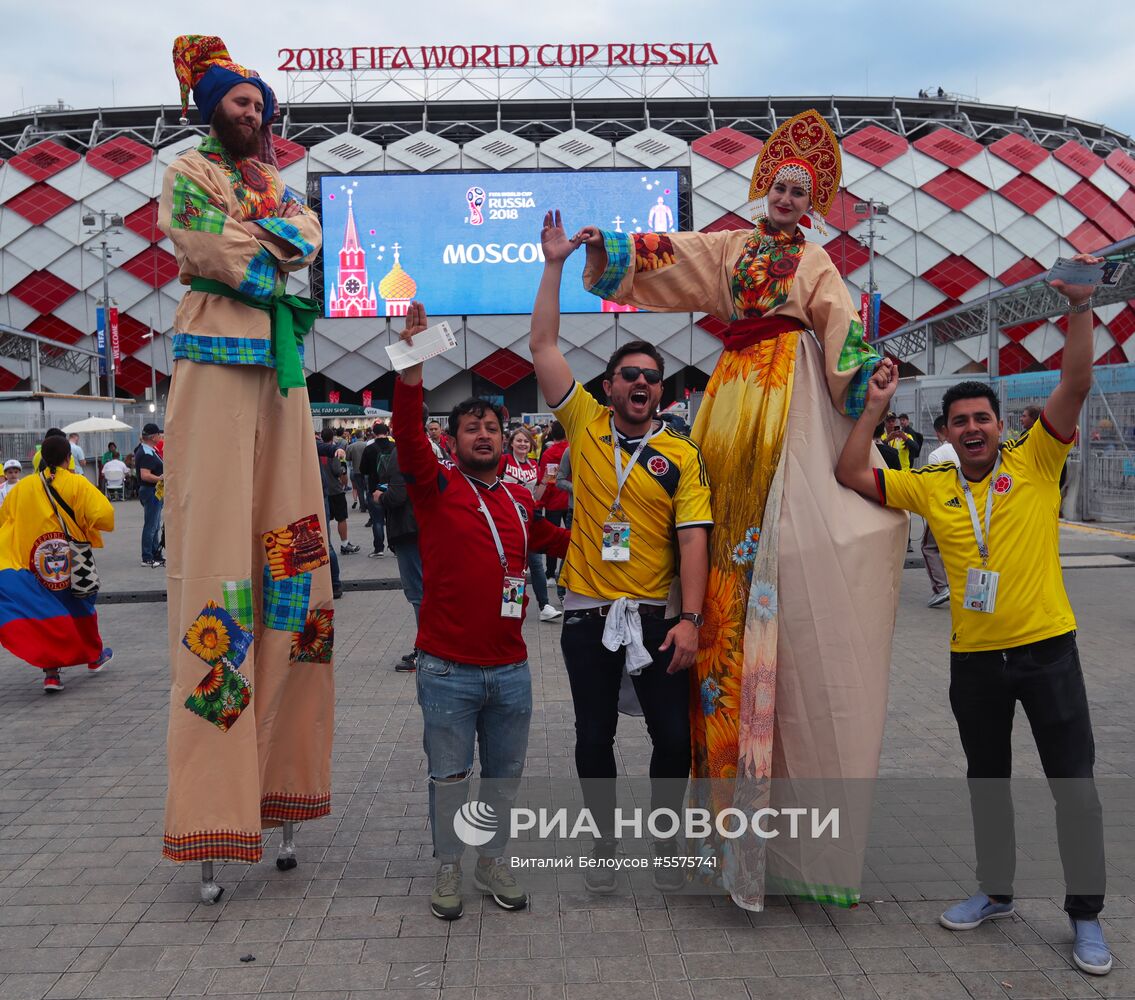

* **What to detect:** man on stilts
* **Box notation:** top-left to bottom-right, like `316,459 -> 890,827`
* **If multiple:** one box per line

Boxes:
158,35 -> 333,902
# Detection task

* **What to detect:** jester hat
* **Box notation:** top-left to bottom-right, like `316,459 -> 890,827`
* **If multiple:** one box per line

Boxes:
749,110 -> 842,224
172,35 -> 277,134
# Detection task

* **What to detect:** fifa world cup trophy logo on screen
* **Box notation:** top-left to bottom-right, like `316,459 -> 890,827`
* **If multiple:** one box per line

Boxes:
466,186 -> 486,226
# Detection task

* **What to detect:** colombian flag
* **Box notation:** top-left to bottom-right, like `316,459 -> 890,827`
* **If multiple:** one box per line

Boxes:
0,568 -> 102,669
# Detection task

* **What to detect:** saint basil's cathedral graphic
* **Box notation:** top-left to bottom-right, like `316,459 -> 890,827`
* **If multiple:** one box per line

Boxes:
328,188 -> 417,318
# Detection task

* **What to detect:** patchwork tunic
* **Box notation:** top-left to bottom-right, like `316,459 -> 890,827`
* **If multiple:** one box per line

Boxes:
158,138 -> 333,863
586,220 -> 907,909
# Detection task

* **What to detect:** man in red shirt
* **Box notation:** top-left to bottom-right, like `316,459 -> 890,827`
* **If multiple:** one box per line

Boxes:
393,303 -> 569,922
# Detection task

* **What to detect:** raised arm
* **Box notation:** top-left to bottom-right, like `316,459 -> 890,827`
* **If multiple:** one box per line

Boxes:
836,357 -> 899,501
529,210 -> 578,407
1044,253 -> 1101,439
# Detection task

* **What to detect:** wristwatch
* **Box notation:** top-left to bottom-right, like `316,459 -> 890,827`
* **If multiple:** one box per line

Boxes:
679,612 -> 704,627
1068,298 -> 1093,314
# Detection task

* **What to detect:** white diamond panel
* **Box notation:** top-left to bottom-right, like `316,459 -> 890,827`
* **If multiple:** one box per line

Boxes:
1032,198 -> 1084,235
6,226 -> 71,271
120,161 -> 164,199
50,291 -> 97,332
308,134 -> 383,174
848,256 -> 911,298
129,290 -> 182,330
957,150 -> 1018,189
1001,215 -> 1055,258
3,295 -> 39,329
689,153 -> 727,188
879,148 -> 948,187
387,130 -> 460,173
839,154 -> 876,188
0,166 -> 36,205
42,204 -> 87,245
562,347 -> 608,385
0,250 -> 33,293
614,129 -> 687,169
961,192 -> 1023,230
887,189 -> 952,231
964,235 -> 1019,277
923,212 -> 988,255
1088,165 -> 1129,202
157,136 -> 203,165
0,208 -> 33,249
960,278 -> 1003,303
321,352 -> 387,392
539,129 -> 611,169
846,170 -> 911,206
463,130 -> 537,171
887,277 -> 946,320
1028,157 -> 1080,196
885,234 -> 952,274
45,161 -> 112,201
312,316 -> 383,354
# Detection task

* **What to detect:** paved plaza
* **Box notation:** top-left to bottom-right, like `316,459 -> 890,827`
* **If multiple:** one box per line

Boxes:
1,499 -> 1134,1000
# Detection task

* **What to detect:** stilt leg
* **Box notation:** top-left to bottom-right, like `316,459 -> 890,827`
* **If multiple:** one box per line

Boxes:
199,861 -> 223,904
276,821 -> 297,871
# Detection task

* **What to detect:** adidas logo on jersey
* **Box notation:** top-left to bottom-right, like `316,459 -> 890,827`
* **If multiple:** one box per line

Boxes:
944,496 -> 963,508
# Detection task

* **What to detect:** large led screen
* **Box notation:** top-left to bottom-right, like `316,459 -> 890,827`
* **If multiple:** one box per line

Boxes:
317,169 -> 686,317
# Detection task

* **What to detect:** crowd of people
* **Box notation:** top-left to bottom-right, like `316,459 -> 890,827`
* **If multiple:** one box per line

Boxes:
0,38 -> 1115,978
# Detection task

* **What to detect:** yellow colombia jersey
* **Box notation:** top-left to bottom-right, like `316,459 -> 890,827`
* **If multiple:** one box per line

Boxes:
877,415 -> 1075,652
554,382 -> 712,600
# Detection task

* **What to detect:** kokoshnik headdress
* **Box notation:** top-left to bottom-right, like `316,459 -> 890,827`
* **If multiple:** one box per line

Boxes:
171,35 -> 279,165
748,109 -> 842,234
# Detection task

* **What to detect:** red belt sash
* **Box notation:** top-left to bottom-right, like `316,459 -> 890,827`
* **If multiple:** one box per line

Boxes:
721,315 -> 805,352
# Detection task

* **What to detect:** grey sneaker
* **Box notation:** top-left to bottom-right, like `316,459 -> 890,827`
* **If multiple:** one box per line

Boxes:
430,862 -> 463,920
583,838 -> 619,894
473,856 -> 528,911
651,838 -> 687,892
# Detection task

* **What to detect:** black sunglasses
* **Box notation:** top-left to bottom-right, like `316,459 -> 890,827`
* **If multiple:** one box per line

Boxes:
614,366 -> 662,385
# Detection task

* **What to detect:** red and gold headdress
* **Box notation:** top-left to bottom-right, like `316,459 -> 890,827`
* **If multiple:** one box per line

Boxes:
749,110 -> 842,228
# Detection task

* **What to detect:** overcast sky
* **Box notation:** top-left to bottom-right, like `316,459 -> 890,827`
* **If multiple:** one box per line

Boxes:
4,0 -> 1134,136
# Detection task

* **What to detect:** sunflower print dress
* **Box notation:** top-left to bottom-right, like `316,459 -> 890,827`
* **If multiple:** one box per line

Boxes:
586,218 -> 907,910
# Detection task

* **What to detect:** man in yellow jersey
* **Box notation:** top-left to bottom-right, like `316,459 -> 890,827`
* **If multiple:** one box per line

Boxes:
877,411 -> 921,470
835,255 -> 1110,976
529,211 -> 712,894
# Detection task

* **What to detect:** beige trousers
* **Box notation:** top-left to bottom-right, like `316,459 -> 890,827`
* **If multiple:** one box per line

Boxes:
162,361 -> 334,863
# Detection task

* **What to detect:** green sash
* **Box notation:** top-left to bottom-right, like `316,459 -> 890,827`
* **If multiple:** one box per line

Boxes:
189,277 -> 319,396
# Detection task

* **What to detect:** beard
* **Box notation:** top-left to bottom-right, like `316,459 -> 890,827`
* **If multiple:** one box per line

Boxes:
212,106 -> 261,160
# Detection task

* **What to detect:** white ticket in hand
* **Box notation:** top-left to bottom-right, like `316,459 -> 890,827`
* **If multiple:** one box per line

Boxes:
385,321 -> 457,371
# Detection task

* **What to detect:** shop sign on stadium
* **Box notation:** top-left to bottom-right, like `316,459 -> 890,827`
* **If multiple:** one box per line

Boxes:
278,42 -> 717,73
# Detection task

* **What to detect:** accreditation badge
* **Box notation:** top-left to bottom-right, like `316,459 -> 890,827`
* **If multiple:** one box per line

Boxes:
963,567 -> 999,614
501,575 -> 526,618
601,521 -> 631,562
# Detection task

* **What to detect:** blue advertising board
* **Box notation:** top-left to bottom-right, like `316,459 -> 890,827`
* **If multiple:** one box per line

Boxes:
316,169 -> 685,317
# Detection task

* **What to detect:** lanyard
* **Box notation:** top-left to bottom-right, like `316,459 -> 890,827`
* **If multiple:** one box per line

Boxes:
610,416 -> 661,516
461,473 -> 528,572
957,454 -> 1000,568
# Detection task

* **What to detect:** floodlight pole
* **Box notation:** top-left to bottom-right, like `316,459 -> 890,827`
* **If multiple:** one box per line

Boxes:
854,199 -> 889,340
85,208 -> 124,419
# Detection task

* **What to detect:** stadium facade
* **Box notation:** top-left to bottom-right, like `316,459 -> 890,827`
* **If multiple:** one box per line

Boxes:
2,94 -> 1134,415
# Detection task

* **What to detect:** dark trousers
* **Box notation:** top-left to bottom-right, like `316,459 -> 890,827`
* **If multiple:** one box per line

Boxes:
950,631 -> 1104,918
138,485 -> 163,562
368,495 -> 386,552
561,611 -> 691,840
543,509 -> 569,577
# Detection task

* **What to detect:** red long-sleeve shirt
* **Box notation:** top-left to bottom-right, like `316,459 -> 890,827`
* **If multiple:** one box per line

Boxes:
392,379 -> 570,665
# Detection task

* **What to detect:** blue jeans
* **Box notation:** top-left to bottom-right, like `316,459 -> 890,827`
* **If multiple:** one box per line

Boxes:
324,499 -> 340,591
394,535 -> 422,622
138,485 -> 162,562
416,654 -> 532,862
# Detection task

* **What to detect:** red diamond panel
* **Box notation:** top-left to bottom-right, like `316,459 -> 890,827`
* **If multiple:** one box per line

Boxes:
115,356 -> 157,396
842,125 -> 908,167
691,128 -> 763,170
26,314 -> 85,345
989,134 -> 1048,173
1066,220 -> 1109,254
124,201 -> 162,243
114,313 -> 154,354
699,212 -> 750,233
1105,149 -> 1135,187
998,174 -> 1055,214
921,168 -> 987,209
1053,140 -> 1103,179
472,348 -> 534,390
1093,204 -> 1134,242
121,246 -> 179,288
0,367 -> 20,391
1064,180 -> 1109,218
825,189 -> 862,231
86,137 -> 153,179
876,301 -> 906,338
696,314 -> 728,341
997,258 -> 1045,287
273,136 -> 306,170
3,182 -> 75,224
10,270 -> 77,313
913,127 -> 982,167
921,255 -> 988,299
999,341 -> 1038,375
917,297 -> 961,322
1002,319 -> 1043,344
1107,306 -> 1135,344
8,140 -> 80,181
1119,190 -> 1135,224
1043,348 -> 1063,371
824,233 -> 870,277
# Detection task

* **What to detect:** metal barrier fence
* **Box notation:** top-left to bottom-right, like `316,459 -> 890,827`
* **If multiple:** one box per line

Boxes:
892,363 -> 1135,523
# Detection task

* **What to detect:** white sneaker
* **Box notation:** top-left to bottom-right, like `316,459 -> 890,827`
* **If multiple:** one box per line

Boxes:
927,588 -> 950,608
539,604 -> 562,622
